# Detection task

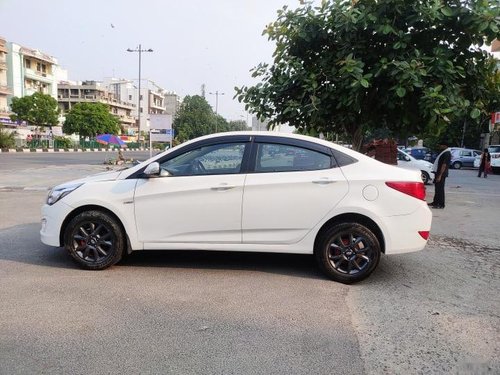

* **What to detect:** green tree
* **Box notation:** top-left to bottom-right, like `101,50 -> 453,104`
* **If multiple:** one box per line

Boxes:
173,95 -> 218,142
10,92 -> 59,129
228,119 -> 251,131
236,0 -> 500,150
63,102 -> 120,138
0,125 -> 16,149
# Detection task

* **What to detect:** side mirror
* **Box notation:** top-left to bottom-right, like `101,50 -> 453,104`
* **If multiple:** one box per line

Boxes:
144,162 -> 160,176
405,155 -> 411,162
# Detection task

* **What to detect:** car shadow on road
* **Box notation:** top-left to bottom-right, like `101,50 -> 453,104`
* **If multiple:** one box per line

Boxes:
118,250 -> 325,280
0,223 -> 325,280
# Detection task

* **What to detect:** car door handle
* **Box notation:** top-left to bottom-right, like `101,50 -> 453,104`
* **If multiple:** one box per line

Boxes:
211,184 -> 236,191
312,178 -> 335,185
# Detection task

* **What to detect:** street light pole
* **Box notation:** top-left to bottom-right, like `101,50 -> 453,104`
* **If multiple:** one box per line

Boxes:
209,90 -> 225,133
127,44 -> 153,157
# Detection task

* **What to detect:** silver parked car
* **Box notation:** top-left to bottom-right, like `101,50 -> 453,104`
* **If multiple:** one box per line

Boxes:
450,148 -> 481,169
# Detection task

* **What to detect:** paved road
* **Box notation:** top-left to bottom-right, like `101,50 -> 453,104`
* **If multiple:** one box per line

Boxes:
0,150 -> 152,169
0,155 -> 499,374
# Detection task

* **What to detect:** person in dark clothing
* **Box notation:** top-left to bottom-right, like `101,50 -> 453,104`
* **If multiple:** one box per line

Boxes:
477,148 -> 491,178
428,140 -> 451,209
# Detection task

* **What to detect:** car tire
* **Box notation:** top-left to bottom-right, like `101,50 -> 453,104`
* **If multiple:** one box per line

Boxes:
452,161 -> 462,169
64,210 -> 124,270
315,222 -> 381,284
421,171 -> 430,185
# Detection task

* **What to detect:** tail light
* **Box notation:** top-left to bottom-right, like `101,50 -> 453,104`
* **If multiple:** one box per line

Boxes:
385,181 -> 426,200
418,231 -> 430,240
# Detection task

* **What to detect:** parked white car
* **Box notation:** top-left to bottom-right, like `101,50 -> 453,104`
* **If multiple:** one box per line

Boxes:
474,145 -> 500,173
397,149 -> 434,184
41,132 -> 432,284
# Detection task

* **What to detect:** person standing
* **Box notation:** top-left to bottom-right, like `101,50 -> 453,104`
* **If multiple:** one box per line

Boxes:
477,148 -> 491,178
429,140 -> 451,209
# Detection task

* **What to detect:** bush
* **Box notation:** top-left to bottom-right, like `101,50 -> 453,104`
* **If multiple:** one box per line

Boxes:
54,136 -> 73,149
0,126 -> 16,149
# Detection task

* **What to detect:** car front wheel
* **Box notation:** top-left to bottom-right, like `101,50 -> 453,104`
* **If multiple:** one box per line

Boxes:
452,161 -> 462,169
64,210 -> 124,270
315,222 -> 381,284
421,171 -> 430,185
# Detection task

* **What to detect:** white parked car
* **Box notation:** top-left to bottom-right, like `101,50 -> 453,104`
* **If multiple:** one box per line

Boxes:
397,149 -> 434,184
474,145 -> 500,172
41,132 -> 432,284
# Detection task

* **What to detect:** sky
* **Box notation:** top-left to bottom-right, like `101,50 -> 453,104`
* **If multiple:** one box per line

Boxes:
0,0 -> 310,123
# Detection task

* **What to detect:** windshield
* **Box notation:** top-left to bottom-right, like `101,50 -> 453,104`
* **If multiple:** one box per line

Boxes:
489,146 -> 500,153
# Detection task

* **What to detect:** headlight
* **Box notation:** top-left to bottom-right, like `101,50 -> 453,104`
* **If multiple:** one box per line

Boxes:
47,183 -> 83,205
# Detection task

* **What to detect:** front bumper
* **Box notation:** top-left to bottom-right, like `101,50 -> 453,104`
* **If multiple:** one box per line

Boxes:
40,201 -> 74,247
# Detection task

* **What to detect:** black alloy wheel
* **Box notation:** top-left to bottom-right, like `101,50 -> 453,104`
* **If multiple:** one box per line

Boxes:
315,222 -> 381,284
64,211 -> 124,270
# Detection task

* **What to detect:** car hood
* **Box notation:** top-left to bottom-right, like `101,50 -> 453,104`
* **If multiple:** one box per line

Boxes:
52,169 -> 123,189
414,159 -> 433,169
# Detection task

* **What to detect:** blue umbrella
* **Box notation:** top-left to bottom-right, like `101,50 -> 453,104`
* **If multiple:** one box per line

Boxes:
96,134 -> 126,148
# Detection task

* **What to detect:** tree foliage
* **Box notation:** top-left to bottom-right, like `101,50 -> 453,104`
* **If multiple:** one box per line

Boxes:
174,95 -> 217,142
173,96 -> 251,142
0,125 -> 16,149
236,0 -> 500,150
63,102 -> 120,138
10,92 -> 60,129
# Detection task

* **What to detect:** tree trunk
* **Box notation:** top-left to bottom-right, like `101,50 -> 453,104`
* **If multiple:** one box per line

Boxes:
350,126 -> 364,152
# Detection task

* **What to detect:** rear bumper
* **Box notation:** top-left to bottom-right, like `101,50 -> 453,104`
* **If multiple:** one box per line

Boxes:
381,203 -> 432,254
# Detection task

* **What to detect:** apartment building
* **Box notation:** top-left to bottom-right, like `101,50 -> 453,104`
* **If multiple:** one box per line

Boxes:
0,37 -> 10,122
164,91 -> 181,118
58,81 -> 136,133
103,78 -> 168,134
6,42 -> 65,102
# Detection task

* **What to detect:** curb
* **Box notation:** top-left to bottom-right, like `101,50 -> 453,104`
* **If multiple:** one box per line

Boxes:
1,148 -> 147,153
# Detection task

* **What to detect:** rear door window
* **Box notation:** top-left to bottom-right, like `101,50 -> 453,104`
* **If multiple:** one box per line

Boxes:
254,143 -> 331,173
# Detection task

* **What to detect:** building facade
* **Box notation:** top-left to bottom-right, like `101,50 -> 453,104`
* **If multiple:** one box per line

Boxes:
6,42 -> 63,102
103,78 -> 168,135
164,91 -> 180,118
58,81 -> 136,133
0,37 -> 11,123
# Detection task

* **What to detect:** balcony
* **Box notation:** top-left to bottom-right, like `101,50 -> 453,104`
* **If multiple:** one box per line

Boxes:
0,107 -> 10,117
150,101 -> 166,111
24,68 -> 54,83
101,97 -> 135,110
0,85 -> 11,95
118,115 -> 136,124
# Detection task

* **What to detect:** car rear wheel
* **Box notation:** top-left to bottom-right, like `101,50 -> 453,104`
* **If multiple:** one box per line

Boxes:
64,210 -> 124,270
315,222 -> 381,284
452,161 -> 462,169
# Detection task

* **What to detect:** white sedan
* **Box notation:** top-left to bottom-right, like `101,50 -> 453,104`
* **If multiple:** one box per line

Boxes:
397,149 -> 434,184
41,132 -> 432,284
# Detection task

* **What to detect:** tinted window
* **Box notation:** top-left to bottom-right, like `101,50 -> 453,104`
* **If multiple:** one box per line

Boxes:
161,143 -> 246,176
255,143 -> 331,172
331,149 -> 357,167
397,151 -> 409,161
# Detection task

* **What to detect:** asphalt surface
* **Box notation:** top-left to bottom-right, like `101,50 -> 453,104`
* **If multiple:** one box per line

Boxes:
0,153 -> 499,374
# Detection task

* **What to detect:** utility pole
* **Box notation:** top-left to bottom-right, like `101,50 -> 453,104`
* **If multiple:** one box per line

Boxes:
209,90 -> 225,133
127,45 -> 153,157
